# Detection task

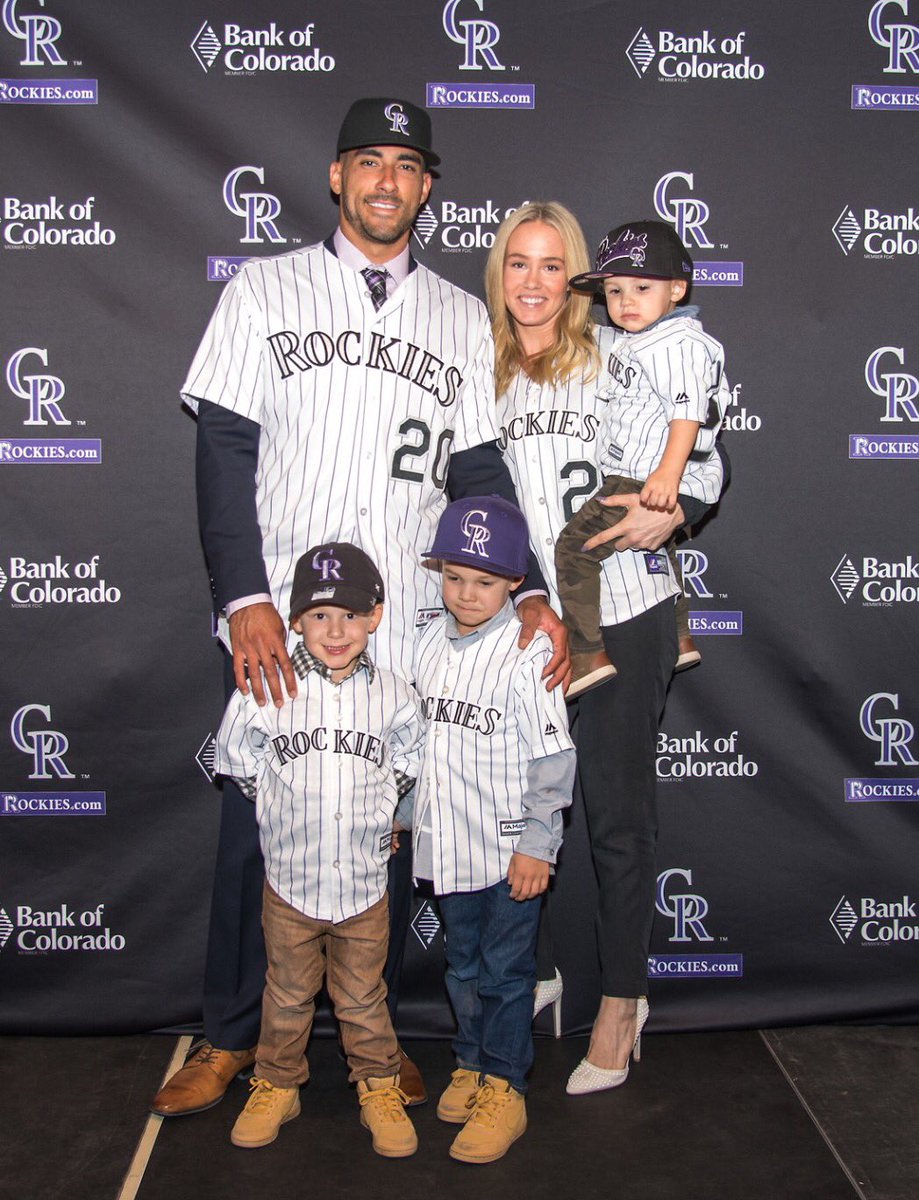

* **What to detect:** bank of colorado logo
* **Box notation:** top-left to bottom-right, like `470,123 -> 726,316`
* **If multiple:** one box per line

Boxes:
831,893 -> 918,944
845,692 -> 919,802
675,547 -> 743,638
5,703 -> 105,815
853,1 -> 919,109
0,902 -> 125,952
428,0 -> 534,109
414,197 -> 526,253
196,734 -> 217,781
653,172 -> 743,286
656,728 -> 758,781
833,204 -> 919,258
1,553 -> 120,607
831,553 -> 919,606
850,345 -> 919,460
650,867 -> 742,978
2,194 -> 114,249
190,19 -> 335,74
721,381 -> 761,432
627,26 -> 765,82
411,899 -> 441,949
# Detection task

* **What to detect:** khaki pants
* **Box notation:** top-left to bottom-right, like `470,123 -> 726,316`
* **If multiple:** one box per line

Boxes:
256,882 -> 400,1087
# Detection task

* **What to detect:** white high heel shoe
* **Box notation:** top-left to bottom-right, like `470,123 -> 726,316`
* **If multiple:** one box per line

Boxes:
565,996 -> 649,1094
533,968 -> 564,1038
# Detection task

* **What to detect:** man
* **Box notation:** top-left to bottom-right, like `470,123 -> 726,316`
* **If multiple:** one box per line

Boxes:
152,97 -> 567,1117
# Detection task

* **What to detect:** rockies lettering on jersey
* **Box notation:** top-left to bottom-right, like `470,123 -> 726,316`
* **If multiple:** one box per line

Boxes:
498,410 -> 601,444
413,606 -> 573,895
182,240 -> 498,680
213,658 -> 424,923
267,328 -> 463,408
272,726 -> 385,767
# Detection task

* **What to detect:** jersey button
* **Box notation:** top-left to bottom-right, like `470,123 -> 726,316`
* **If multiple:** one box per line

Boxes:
332,860 -> 340,869
334,812 -> 343,821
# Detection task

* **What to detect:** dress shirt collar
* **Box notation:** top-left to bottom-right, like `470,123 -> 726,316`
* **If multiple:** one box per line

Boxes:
332,227 -> 411,291
291,640 -> 376,684
444,599 -> 516,645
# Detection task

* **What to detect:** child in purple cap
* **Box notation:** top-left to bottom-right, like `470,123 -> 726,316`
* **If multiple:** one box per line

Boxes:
557,220 -> 731,698
401,496 -> 575,1163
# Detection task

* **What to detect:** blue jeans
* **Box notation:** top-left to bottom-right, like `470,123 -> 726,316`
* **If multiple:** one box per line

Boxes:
439,879 -> 541,1094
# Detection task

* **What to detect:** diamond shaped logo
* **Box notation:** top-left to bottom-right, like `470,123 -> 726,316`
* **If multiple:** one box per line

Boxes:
833,206 -> 862,255
191,21 -> 222,72
0,908 -> 13,950
410,899 -> 441,949
412,203 -> 439,249
627,28 -> 657,77
196,733 -> 217,781
0,563 -> 6,596
830,895 -> 859,943
830,555 -> 861,603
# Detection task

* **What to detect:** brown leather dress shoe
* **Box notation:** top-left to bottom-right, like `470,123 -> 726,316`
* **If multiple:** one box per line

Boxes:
150,1041 -> 258,1117
397,1048 -> 427,1107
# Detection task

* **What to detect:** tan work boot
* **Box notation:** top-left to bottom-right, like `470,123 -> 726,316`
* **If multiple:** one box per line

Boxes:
357,1075 -> 418,1157
230,1077 -> 300,1148
150,1041 -> 258,1116
436,1068 -> 480,1123
449,1075 -> 527,1163
566,649 -> 617,700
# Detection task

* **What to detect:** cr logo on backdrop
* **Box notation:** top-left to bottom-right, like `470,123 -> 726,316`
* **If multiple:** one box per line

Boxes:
2,0 -> 65,66
676,548 -> 743,637
653,171 -> 744,285
865,346 -> 919,422
6,347 -> 67,425
442,0 -> 503,69
860,693 -> 917,767
10,703 -> 72,779
656,868 -> 714,942
654,171 -> 713,248
868,0 -> 919,72
223,166 -> 286,245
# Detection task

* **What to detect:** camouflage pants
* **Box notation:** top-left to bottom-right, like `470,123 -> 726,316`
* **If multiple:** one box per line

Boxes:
554,473 -> 688,655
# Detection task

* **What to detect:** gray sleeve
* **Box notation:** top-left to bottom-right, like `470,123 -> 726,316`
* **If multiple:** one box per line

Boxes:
514,748 -> 576,863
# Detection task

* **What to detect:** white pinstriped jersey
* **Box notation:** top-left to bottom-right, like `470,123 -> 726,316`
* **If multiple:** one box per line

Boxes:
213,655 -> 424,922
412,605 -> 573,895
182,241 -> 498,679
497,326 -> 681,626
596,311 -> 728,503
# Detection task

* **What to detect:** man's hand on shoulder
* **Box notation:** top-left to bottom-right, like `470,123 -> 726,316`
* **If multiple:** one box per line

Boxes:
515,596 -> 570,693
229,602 -> 297,708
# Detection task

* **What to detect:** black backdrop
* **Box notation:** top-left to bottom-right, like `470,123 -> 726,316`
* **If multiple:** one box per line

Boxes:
2,1 -> 917,1037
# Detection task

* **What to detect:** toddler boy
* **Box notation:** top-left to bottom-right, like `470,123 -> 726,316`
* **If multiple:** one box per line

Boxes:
558,220 -> 729,696
213,542 -> 424,1157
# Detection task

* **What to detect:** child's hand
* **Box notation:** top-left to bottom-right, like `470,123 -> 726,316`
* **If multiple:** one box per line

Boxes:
507,852 -> 549,901
390,827 -> 402,854
640,468 -> 679,512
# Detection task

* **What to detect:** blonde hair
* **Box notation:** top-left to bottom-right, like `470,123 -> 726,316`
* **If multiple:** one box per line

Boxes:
485,201 -> 599,397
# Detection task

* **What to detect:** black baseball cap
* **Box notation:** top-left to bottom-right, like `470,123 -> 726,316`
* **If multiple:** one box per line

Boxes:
336,97 -> 439,167
569,221 -> 694,292
289,543 -> 385,622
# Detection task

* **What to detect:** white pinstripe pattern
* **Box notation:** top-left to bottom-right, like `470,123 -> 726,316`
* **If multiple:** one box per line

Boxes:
596,313 -> 729,502
182,242 -> 498,679
497,327 -> 680,626
412,612 -> 573,895
213,665 -> 424,922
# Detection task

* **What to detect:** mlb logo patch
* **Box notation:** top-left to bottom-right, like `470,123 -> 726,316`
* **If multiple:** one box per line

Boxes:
379,831 -> 393,853
415,607 -> 444,628
644,553 -> 670,575
499,820 -> 527,837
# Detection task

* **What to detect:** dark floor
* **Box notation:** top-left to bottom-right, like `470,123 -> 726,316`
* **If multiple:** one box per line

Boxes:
1,1028 -> 916,1200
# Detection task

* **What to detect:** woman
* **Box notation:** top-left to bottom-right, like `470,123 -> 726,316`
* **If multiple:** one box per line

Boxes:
485,202 -> 712,1092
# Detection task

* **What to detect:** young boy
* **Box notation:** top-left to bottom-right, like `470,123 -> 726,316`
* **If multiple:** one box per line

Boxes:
213,542 -> 424,1157
558,220 -> 730,697
406,496 -> 575,1163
